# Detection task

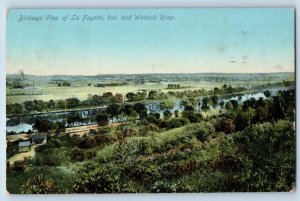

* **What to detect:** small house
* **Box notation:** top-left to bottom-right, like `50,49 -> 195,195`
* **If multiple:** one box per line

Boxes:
31,133 -> 47,144
18,141 -> 31,152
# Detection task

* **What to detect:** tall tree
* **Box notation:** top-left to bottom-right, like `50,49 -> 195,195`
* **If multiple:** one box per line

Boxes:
106,103 -> 121,122
96,113 -> 109,128
201,97 -> 211,113
126,92 -> 136,102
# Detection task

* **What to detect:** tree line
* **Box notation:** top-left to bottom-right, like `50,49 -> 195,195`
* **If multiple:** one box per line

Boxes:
7,85 -> 246,115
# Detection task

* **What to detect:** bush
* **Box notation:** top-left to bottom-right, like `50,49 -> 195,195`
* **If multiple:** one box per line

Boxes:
95,135 -> 115,145
79,138 -> 96,149
48,138 -> 63,148
85,150 -> 97,159
167,118 -> 182,129
21,174 -> 57,194
125,162 -> 161,185
179,117 -> 190,126
97,127 -> 111,135
11,160 -> 26,172
185,122 -> 214,142
157,119 -> 168,128
73,167 -> 121,193
42,155 -> 60,166
70,148 -> 85,162
182,112 -> 202,123
215,118 -> 236,134
35,144 -> 51,153
139,123 -> 159,136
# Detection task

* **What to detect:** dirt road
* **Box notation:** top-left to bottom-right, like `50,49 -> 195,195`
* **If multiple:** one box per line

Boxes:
7,145 -> 39,165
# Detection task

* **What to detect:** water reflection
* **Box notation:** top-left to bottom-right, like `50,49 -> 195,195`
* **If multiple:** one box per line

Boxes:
6,89 -> 288,134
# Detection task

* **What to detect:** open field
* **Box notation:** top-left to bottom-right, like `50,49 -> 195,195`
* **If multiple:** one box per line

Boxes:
6,73 -> 294,104
7,82 -> 238,104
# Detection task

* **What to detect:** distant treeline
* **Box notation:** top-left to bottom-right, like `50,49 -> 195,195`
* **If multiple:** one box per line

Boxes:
94,82 -> 127,87
167,84 -> 180,89
251,80 -> 294,89
6,81 -> 31,89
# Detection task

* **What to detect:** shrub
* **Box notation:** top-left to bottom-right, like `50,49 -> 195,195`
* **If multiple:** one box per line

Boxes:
171,159 -> 198,174
167,118 -> 182,129
42,155 -> 60,166
21,174 -> 57,194
157,119 -> 168,128
182,112 -> 202,123
70,148 -> 85,162
73,167 -> 121,193
139,123 -> 159,136
35,144 -> 51,153
125,162 -> 161,185
95,135 -> 115,145
215,118 -> 236,134
11,160 -> 25,172
179,117 -> 190,126
79,138 -> 96,149
85,150 -> 97,159
48,138 -> 63,148
97,127 -> 111,135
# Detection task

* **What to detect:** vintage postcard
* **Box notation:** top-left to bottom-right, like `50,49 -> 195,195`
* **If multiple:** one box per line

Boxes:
6,8 -> 295,193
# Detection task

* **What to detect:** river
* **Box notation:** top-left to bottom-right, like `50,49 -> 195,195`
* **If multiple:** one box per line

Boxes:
6,87 -> 291,134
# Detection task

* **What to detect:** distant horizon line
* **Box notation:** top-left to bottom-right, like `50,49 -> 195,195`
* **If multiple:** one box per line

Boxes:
6,71 -> 295,77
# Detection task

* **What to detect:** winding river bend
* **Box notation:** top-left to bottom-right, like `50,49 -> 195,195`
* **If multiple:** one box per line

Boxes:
6,88 -> 289,134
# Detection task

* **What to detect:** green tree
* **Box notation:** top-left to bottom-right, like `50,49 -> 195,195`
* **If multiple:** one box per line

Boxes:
7,103 -> 24,115
167,118 -> 182,129
163,110 -> 172,120
126,92 -> 136,102
211,95 -> 219,108
24,101 -> 35,113
115,93 -> 124,103
96,113 -> 109,128
33,99 -> 46,112
215,118 -> 236,134
174,110 -> 179,117
57,99 -> 66,110
225,101 -> 234,110
54,121 -> 66,135
134,103 -> 148,119
66,114 -> 83,126
47,100 -> 56,110
106,103 -> 121,122
148,90 -> 158,100
159,99 -> 174,110
220,101 -> 225,109
264,90 -> 271,98
201,97 -> 211,113
66,98 -> 81,109
33,119 -> 56,133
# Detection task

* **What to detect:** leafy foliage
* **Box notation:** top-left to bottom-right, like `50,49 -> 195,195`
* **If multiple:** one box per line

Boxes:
21,174 -> 57,194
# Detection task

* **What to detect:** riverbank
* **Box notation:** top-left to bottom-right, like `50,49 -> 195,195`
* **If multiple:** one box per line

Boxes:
6,122 -> 124,142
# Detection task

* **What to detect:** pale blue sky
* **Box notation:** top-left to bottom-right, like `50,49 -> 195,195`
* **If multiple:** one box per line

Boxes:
6,8 -> 295,75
